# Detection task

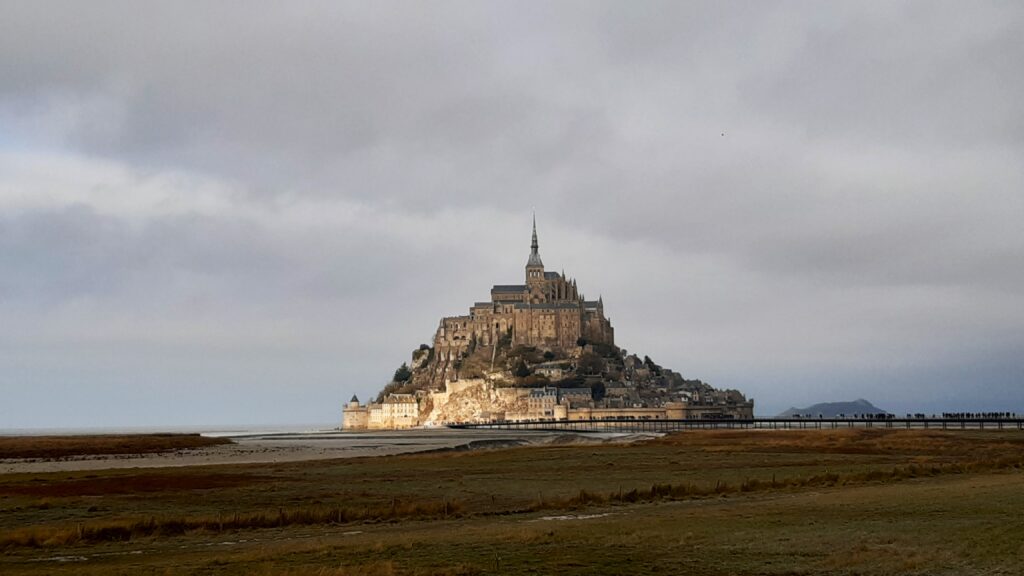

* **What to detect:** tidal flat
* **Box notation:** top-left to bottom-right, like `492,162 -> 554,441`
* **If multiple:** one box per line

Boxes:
2,429 -> 1023,575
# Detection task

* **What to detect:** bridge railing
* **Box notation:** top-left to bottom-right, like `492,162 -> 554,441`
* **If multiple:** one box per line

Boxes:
447,417 -> 1024,433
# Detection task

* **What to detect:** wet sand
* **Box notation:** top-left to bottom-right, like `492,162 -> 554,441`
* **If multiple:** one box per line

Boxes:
0,429 -> 653,474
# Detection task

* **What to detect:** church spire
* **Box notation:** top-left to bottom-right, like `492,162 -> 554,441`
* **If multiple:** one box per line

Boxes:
531,213 -> 539,252
526,213 -> 544,268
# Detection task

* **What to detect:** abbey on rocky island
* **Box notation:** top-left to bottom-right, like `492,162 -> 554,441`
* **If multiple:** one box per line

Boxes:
343,218 -> 753,429
432,216 -> 614,382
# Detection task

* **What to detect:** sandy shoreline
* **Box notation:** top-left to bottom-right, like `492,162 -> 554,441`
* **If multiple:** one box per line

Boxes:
0,429 -> 653,474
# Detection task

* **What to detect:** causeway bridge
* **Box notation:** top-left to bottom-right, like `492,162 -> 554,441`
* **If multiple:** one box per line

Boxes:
449,417 -> 1024,433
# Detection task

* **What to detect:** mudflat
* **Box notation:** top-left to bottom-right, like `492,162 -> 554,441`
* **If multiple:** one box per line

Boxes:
1,428 -> 1023,575
0,429 -> 630,473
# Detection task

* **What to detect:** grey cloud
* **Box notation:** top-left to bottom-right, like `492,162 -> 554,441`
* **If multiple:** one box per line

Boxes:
0,205 -> 450,308
2,2 -> 1023,426
744,3 -> 1024,147
0,206 -> 133,303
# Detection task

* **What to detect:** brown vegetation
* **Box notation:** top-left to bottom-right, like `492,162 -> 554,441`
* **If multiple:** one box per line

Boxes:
2,429 -> 1024,575
248,561 -> 477,576
0,472 -> 263,497
0,498 -> 463,549
534,454 -> 1024,511
0,433 -> 231,460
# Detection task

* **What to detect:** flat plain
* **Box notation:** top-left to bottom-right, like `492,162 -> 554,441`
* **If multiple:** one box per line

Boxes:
2,429 -> 1023,575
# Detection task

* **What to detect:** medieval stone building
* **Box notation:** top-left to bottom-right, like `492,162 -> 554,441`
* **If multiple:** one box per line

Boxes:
433,218 -> 614,362
342,217 -> 755,430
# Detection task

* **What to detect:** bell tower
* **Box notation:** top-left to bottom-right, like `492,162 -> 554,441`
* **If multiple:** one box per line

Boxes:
525,214 -> 545,286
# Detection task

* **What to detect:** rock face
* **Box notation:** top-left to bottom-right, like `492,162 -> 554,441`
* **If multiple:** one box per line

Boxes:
343,219 -> 754,429
419,379 -> 530,426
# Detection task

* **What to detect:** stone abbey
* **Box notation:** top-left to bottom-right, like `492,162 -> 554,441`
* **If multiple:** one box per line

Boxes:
431,216 -> 614,379
344,218 -> 754,429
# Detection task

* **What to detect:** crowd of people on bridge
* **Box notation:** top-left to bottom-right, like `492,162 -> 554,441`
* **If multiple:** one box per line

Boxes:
791,413 -> 893,419
936,412 -> 1018,420
789,412 -> 1020,420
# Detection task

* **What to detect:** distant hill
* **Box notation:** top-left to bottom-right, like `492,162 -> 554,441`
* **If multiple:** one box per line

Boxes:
776,399 -> 889,418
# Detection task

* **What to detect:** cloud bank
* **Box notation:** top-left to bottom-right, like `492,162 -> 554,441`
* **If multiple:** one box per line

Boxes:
2,1 -> 1022,427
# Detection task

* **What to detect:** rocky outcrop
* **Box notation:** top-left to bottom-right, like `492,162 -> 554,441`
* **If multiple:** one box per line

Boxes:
421,379 -> 529,425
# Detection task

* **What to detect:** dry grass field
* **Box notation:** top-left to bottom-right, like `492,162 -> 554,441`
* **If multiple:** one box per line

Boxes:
2,429 -> 1023,575
0,434 -> 231,460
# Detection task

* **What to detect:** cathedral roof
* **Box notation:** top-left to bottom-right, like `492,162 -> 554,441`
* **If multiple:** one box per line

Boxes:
543,271 -> 560,279
492,284 -> 526,293
512,302 -> 582,310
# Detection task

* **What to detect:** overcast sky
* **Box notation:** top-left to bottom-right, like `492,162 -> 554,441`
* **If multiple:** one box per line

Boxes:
2,1 -> 1023,429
